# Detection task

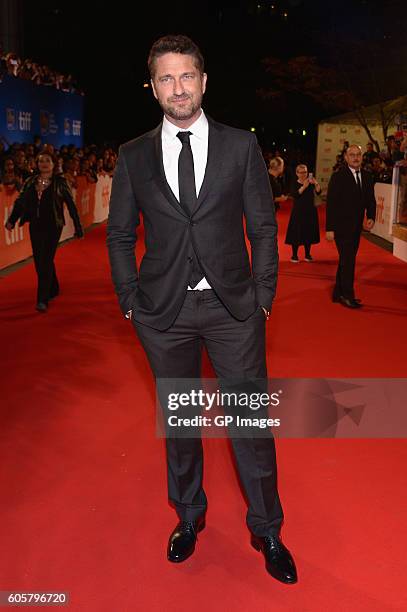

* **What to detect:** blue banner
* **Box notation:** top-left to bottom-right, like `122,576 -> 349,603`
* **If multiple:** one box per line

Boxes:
0,74 -> 84,147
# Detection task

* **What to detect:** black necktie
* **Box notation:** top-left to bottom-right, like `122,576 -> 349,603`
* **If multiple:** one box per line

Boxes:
176,131 -> 203,287
355,170 -> 362,196
176,131 -> 197,216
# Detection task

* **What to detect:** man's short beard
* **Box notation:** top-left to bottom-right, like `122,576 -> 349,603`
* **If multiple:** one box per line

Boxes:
161,96 -> 202,121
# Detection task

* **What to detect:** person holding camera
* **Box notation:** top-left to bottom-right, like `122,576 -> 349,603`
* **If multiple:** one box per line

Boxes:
285,164 -> 321,262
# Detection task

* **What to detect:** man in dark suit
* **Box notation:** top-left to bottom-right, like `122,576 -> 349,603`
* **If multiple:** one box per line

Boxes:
326,144 -> 376,308
107,34 -> 296,584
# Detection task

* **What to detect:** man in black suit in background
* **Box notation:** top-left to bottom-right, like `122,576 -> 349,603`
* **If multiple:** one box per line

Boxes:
326,144 -> 376,308
107,34 -> 297,583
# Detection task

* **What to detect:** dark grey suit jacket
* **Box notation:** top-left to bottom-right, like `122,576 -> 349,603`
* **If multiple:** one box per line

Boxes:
326,166 -> 376,236
107,116 -> 278,331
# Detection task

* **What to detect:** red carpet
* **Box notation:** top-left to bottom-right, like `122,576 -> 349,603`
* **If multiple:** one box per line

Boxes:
1,204 -> 406,611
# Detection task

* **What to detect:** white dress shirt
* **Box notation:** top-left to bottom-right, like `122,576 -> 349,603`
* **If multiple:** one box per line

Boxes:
348,166 -> 362,187
162,110 -> 211,290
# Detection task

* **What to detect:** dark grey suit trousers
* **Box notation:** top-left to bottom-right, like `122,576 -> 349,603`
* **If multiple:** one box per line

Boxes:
133,289 -> 283,537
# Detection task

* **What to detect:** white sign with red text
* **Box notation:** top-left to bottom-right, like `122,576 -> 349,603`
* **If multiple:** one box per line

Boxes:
371,183 -> 394,243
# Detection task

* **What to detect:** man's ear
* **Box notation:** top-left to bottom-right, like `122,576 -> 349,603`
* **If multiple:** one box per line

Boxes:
151,78 -> 158,100
202,72 -> 207,94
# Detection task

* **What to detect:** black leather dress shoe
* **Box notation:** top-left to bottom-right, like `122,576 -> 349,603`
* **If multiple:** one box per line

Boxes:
251,534 -> 297,584
167,517 -> 205,563
36,302 -> 48,312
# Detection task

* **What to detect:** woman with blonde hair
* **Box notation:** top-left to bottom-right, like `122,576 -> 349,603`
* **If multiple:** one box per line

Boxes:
285,164 -> 321,262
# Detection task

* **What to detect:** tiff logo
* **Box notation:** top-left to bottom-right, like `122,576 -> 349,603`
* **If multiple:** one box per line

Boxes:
3,207 -> 24,244
18,111 -> 32,131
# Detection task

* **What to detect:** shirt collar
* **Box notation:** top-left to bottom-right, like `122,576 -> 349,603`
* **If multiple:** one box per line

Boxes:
348,166 -> 361,174
162,110 -> 208,142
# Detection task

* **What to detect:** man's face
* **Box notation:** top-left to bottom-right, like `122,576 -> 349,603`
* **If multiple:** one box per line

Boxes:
151,52 -> 207,126
367,143 -> 373,151
345,146 -> 362,170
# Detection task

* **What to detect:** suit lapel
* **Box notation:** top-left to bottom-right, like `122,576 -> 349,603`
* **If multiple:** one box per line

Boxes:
148,117 -> 226,218
150,123 -> 189,218
192,118 -> 226,216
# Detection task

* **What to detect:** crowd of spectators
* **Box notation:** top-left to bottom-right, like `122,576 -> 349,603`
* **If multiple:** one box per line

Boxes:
0,138 -> 117,194
0,44 -> 83,94
332,135 -> 407,183
2,132 -> 402,203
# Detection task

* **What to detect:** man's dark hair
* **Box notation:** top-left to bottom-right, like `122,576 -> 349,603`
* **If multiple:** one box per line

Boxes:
148,34 -> 204,79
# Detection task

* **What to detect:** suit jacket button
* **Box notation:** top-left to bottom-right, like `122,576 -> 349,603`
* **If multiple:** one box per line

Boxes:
190,220 -> 195,226
187,257 -> 193,262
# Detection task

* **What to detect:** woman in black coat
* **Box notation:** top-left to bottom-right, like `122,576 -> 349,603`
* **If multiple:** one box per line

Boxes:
285,164 -> 321,262
5,152 -> 83,311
